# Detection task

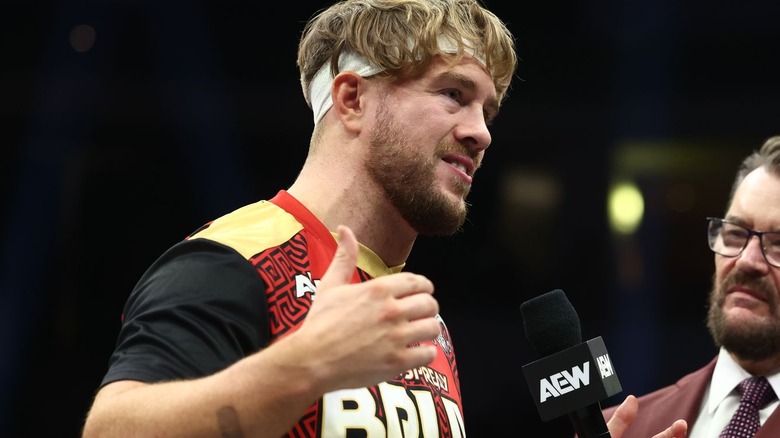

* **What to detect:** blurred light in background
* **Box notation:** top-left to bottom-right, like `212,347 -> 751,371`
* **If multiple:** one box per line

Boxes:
69,24 -> 96,53
498,166 -> 562,274
608,180 -> 644,235
666,182 -> 696,213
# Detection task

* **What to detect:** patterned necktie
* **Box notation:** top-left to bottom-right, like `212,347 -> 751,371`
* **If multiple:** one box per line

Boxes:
719,376 -> 778,438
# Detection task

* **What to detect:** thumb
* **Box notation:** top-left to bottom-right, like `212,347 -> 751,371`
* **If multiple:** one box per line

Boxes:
606,394 -> 637,438
318,225 -> 359,291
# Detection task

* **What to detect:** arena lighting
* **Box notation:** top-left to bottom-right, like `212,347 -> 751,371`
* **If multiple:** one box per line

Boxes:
608,180 -> 644,235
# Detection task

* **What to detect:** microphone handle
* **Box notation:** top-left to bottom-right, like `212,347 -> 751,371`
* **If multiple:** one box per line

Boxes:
568,403 -> 611,438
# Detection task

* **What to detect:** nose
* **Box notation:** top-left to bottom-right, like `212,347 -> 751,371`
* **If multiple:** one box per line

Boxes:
736,235 -> 771,273
454,105 -> 491,153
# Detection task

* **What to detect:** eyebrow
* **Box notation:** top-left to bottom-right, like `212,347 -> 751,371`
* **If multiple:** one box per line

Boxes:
724,216 -> 780,233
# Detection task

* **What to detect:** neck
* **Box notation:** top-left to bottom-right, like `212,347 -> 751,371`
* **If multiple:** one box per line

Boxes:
733,352 -> 780,376
287,158 -> 417,268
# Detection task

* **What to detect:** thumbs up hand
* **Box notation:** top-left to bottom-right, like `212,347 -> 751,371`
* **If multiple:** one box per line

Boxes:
289,225 -> 440,394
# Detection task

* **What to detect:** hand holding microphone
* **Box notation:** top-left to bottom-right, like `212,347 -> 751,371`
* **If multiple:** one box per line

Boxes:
519,289 -> 688,438
519,289 -> 620,438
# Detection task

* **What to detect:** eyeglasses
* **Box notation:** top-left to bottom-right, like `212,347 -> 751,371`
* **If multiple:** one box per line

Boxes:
706,217 -> 780,268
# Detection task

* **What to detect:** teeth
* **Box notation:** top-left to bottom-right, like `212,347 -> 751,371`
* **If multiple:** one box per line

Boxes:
446,160 -> 467,173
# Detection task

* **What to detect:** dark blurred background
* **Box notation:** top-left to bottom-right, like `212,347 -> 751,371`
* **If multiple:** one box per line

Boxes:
2,0 -> 780,436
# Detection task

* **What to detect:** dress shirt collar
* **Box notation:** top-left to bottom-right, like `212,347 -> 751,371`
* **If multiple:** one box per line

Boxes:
707,347 -> 780,414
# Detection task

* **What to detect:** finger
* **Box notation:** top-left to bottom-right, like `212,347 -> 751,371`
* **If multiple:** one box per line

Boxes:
395,342 -> 438,369
397,293 -> 439,321
367,272 -> 434,300
403,318 -> 443,345
318,225 -> 359,291
671,419 -> 688,437
606,395 -> 637,438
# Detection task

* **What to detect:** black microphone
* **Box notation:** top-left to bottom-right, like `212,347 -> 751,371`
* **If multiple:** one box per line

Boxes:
519,289 -> 622,438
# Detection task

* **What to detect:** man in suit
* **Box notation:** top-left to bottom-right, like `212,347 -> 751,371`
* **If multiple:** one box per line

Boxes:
602,135 -> 780,438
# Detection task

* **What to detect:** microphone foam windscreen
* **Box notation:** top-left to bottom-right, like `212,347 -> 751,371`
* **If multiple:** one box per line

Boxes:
519,289 -> 582,357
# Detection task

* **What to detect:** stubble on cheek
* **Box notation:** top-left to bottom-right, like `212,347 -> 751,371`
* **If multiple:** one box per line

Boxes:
216,406 -> 244,438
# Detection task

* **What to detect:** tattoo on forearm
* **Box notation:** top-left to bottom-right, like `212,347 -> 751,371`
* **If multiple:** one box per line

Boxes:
217,406 -> 244,438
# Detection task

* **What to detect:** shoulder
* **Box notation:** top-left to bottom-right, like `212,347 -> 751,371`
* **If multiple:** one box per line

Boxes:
128,238 -> 268,317
189,200 -> 304,259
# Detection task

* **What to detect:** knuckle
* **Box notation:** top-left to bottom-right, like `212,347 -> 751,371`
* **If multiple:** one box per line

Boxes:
384,349 -> 407,370
380,301 -> 403,321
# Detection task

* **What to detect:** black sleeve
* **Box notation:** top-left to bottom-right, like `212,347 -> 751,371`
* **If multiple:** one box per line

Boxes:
100,238 -> 270,387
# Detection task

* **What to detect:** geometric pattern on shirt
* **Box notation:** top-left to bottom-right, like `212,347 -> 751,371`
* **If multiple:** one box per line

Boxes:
719,376 -> 778,438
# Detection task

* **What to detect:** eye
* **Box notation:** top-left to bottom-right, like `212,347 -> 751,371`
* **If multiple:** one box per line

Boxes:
484,110 -> 495,127
722,226 -> 747,244
443,88 -> 462,102
766,233 -> 780,249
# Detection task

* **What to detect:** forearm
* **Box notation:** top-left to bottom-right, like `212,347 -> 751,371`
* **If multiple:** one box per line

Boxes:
83,340 -> 324,438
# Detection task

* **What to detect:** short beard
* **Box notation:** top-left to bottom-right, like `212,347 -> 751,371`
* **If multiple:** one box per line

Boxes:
706,271 -> 780,361
365,97 -> 470,236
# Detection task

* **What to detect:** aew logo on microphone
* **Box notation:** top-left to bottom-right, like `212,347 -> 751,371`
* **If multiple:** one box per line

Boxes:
522,337 -> 622,421
597,353 -> 614,378
538,353 -> 614,402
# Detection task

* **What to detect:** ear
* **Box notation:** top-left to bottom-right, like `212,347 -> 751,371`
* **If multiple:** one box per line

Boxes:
331,71 -> 365,132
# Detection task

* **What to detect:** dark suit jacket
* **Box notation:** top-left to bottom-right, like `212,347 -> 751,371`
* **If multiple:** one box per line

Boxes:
600,356 -> 780,438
